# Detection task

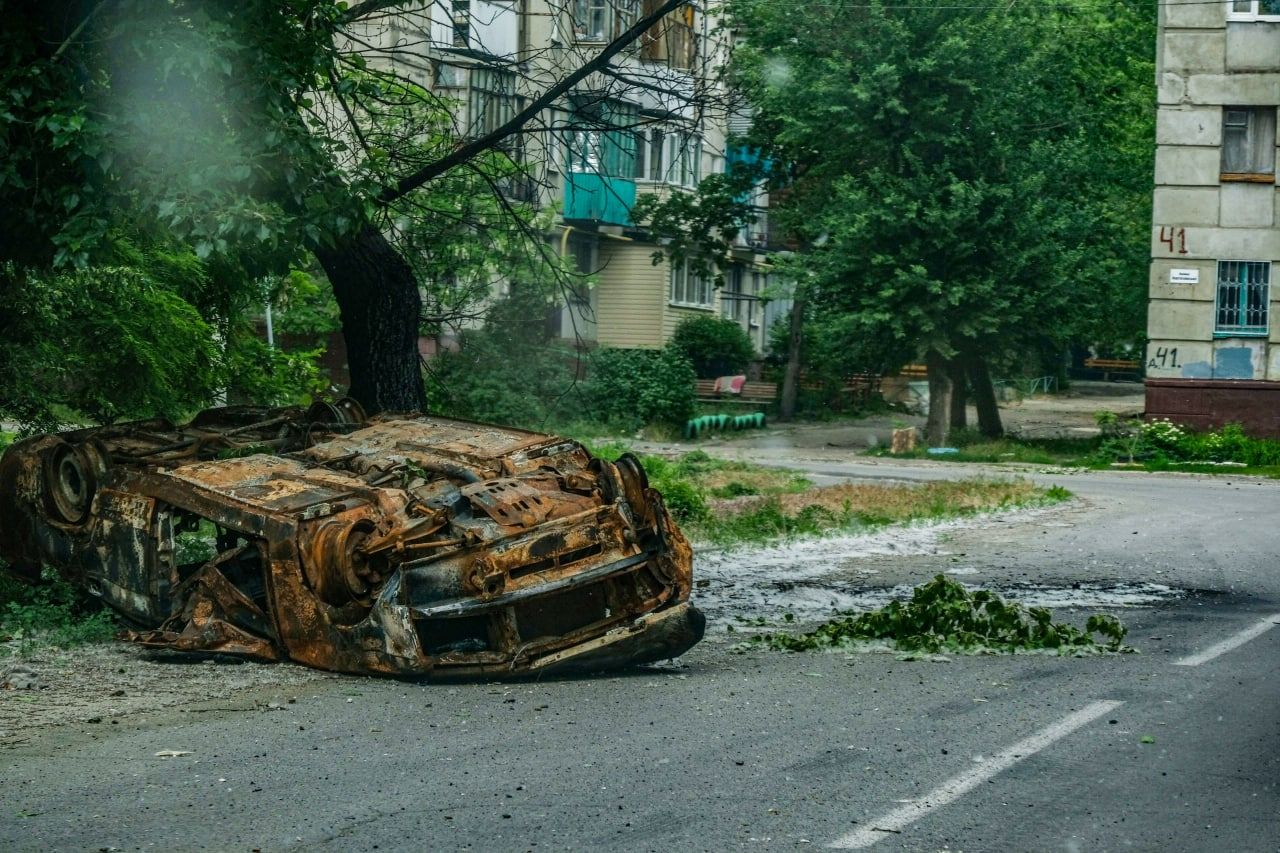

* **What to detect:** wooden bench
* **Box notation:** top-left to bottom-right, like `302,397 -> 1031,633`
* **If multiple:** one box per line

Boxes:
695,378 -> 778,408
1084,358 -> 1141,381
799,373 -> 883,408
898,364 -> 928,379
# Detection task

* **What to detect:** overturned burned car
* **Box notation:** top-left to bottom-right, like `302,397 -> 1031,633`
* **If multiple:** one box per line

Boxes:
0,402 -> 704,677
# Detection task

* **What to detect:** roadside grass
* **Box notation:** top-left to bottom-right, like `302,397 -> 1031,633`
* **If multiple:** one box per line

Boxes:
591,442 -> 1071,546
871,422 -> 1280,479
0,566 -> 118,658
870,432 -> 1100,466
695,478 -> 1068,547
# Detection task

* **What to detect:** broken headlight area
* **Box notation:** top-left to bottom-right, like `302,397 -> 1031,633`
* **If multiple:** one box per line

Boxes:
0,404 -> 704,677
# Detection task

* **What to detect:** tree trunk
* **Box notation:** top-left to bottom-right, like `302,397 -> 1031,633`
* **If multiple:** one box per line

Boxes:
314,226 -> 426,414
948,356 -> 968,431
924,348 -> 952,447
967,353 -> 1004,438
779,294 -> 806,421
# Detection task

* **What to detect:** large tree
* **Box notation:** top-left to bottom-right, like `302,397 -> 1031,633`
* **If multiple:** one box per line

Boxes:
639,0 -> 1155,442
0,0 -> 700,425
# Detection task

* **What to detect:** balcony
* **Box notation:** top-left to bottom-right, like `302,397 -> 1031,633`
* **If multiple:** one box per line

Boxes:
564,172 -> 636,226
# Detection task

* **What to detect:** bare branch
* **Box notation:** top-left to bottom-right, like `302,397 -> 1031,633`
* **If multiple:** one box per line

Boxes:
377,0 -> 689,205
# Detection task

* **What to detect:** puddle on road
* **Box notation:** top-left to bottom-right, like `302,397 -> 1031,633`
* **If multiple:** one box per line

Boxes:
690,513 -> 1185,629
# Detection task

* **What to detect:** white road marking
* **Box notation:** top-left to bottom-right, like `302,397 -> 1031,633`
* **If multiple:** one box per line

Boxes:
828,700 -> 1123,849
1173,614 -> 1280,667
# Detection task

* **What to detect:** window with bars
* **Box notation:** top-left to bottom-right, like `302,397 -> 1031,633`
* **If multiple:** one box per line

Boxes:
1216,260 -> 1271,337
1229,1 -> 1280,20
669,258 -> 714,308
1221,107 -> 1276,179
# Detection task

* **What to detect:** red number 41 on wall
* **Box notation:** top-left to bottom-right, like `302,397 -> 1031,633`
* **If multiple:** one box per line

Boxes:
1159,226 -> 1189,255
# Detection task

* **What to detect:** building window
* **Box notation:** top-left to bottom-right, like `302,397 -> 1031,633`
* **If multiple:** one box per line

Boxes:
470,68 -> 521,139
722,266 -> 743,321
660,131 -> 700,187
639,0 -> 695,69
1229,1 -> 1280,21
452,0 -> 471,48
670,258 -> 713,308
567,99 -> 637,177
574,0 -> 636,42
1216,261 -> 1271,337
642,129 -> 665,180
1222,107 -> 1277,180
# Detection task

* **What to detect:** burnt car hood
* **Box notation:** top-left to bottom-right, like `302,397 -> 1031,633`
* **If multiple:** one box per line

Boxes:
0,405 -> 704,677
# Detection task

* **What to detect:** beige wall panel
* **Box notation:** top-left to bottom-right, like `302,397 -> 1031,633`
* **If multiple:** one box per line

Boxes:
1220,182 -> 1276,228
1165,3 -> 1224,28
1226,23 -> 1280,73
1151,225 -> 1280,259
1187,73 -> 1280,106
1145,340 -> 1213,379
1163,31 -> 1226,74
1153,186 -> 1220,225
1150,259 -> 1218,302
594,242 -> 667,349
1154,146 -> 1223,186
1156,107 -> 1221,146
1159,72 -> 1187,105
1148,299 -> 1214,341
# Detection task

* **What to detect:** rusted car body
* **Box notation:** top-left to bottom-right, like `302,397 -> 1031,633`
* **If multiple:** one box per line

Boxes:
0,402 -> 704,677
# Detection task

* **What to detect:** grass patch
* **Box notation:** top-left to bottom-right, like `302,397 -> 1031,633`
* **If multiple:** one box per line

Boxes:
0,565 -> 118,657
751,574 -> 1130,656
871,433 -> 1101,466
874,420 -> 1280,480
590,443 -> 1070,545
696,478 -> 1068,546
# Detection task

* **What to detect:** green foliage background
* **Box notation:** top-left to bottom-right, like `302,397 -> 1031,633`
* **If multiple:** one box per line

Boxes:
669,315 -> 758,379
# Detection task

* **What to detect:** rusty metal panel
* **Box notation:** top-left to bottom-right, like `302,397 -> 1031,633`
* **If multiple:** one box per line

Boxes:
0,402 -> 703,677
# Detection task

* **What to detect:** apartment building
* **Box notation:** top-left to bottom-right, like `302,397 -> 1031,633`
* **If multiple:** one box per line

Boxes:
1146,1 -> 1280,433
351,1 -> 777,355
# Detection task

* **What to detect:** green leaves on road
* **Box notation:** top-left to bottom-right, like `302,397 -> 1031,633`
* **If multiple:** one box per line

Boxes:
754,574 -> 1130,656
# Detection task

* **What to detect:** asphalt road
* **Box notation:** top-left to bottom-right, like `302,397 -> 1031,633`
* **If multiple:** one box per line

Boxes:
2,458 -> 1278,853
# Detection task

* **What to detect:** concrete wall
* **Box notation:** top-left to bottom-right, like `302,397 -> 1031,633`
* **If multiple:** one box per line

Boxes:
1147,6 -> 1280,420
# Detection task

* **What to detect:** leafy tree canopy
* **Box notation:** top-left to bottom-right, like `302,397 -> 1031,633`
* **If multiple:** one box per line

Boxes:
644,0 -> 1155,370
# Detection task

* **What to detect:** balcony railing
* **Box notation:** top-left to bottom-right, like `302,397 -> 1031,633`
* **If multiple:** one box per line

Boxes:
564,172 -> 636,226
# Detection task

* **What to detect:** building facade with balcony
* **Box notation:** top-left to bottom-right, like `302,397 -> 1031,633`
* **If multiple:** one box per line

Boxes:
350,1 -> 774,356
1146,1 -> 1280,433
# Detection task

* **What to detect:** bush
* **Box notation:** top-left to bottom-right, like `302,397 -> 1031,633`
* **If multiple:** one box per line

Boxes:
579,346 -> 697,430
670,315 -> 756,378
424,331 -> 575,428
0,565 -> 118,653
1093,414 -> 1280,467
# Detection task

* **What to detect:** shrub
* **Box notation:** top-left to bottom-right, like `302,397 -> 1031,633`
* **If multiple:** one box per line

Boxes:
0,565 -> 118,653
580,346 -> 697,430
1093,414 -> 1280,467
424,331 -> 574,428
670,315 -> 757,378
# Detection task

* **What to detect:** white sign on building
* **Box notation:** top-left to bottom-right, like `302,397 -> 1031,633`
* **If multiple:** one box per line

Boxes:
1169,269 -> 1199,285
